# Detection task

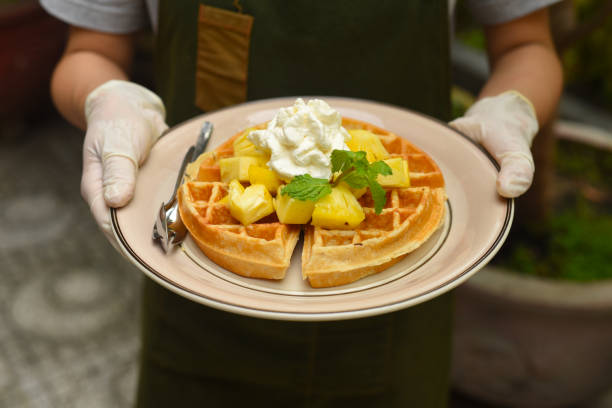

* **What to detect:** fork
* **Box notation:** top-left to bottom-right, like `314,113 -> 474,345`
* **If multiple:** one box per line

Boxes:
152,121 -> 213,252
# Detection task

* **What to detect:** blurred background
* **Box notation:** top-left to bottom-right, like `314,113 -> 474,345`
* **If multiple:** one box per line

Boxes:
0,0 -> 610,406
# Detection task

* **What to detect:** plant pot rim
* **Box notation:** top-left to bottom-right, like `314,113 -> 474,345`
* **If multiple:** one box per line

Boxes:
465,121 -> 612,311
554,120 -> 612,151
465,266 -> 612,310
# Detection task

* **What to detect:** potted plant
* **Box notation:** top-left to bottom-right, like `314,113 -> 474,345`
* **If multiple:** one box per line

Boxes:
451,1 -> 612,406
452,125 -> 612,407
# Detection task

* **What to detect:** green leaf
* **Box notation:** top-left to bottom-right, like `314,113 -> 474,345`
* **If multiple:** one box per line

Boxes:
368,179 -> 387,214
368,160 -> 392,177
281,174 -> 332,201
342,168 -> 369,189
331,150 -> 367,173
330,150 -> 390,214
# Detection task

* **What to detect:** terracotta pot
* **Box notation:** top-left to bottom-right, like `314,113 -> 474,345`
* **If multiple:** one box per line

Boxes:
452,266 -> 612,407
0,1 -> 67,119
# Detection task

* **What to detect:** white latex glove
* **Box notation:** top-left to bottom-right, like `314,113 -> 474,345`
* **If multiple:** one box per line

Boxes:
82,80 -> 168,242
449,91 -> 539,198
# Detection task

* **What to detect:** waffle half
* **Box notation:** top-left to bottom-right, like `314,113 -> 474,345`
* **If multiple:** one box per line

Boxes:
301,118 -> 446,287
179,131 -> 300,279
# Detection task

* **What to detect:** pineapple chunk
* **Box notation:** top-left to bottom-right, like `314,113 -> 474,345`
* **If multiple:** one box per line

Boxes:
228,180 -> 274,226
218,195 -> 229,206
351,187 -> 367,198
233,128 -> 269,158
338,182 -> 367,199
311,185 -> 365,230
249,165 -> 282,194
377,157 -> 410,188
196,152 -> 221,181
274,186 -> 315,224
185,152 -> 212,181
219,156 -> 266,183
346,129 -> 389,162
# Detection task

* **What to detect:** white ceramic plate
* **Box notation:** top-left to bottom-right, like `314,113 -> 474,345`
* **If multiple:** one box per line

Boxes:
112,97 -> 513,321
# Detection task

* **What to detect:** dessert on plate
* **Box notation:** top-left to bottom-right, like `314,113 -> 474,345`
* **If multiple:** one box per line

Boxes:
178,99 -> 446,288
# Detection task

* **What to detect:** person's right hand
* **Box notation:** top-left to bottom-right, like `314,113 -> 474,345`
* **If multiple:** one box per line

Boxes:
81,80 -> 168,243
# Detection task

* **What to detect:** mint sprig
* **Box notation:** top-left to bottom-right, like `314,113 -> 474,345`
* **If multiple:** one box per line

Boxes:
280,150 -> 392,214
331,150 -> 367,174
280,174 -> 332,202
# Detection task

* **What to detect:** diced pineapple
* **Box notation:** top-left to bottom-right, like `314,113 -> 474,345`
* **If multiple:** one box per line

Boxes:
233,128 -> 269,158
228,180 -> 274,226
218,195 -> 229,206
274,186 -> 315,224
311,185 -> 365,229
196,152 -> 221,181
219,156 -> 266,183
249,165 -> 282,194
346,129 -> 389,162
377,157 -> 410,188
185,152 -> 212,181
338,182 -> 367,199
351,187 -> 367,198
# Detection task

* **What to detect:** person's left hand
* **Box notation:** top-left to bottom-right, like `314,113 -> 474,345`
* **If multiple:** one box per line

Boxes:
449,91 -> 539,198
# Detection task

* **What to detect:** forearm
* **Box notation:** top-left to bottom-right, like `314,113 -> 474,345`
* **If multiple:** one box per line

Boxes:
479,42 -> 562,126
50,27 -> 135,130
480,8 -> 563,126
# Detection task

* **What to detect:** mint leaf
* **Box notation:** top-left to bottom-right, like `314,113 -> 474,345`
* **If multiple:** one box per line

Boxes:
342,168 -> 369,189
368,160 -> 392,178
281,174 -> 332,201
281,151 -> 391,214
366,161 -> 391,214
368,179 -> 387,214
331,150 -> 367,174
330,150 -> 391,213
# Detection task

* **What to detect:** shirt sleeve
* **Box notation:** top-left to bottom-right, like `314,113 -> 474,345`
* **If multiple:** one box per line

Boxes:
40,0 -> 149,34
466,0 -> 562,25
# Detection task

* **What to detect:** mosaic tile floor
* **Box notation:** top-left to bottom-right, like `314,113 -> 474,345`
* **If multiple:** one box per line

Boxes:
0,115 -> 141,407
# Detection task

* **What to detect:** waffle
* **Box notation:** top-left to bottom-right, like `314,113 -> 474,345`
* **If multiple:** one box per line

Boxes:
178,132 -> 300,280
178,117 -> 446,286
301,118 -> 446,287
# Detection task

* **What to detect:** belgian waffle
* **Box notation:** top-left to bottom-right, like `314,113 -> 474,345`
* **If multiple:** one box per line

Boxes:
178,117 -> 446,286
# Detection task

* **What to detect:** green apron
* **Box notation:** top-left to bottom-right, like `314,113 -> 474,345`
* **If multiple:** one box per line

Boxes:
139,2 -> 452,407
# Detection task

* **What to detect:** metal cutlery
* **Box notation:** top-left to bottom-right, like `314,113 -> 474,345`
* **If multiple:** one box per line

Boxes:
152,121 -> 213,252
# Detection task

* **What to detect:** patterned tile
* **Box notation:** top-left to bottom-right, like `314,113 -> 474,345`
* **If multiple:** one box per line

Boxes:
0,116 -> 141,408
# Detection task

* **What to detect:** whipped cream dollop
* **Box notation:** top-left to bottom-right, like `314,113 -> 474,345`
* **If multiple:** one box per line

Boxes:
247,98 -> 350,180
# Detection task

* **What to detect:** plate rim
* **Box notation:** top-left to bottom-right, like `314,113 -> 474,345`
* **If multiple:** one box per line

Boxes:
111,96 -> 514,321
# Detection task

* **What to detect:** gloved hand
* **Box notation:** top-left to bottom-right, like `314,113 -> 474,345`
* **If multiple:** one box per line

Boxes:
82,80 -> 168,242
449,91 -> 539,198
